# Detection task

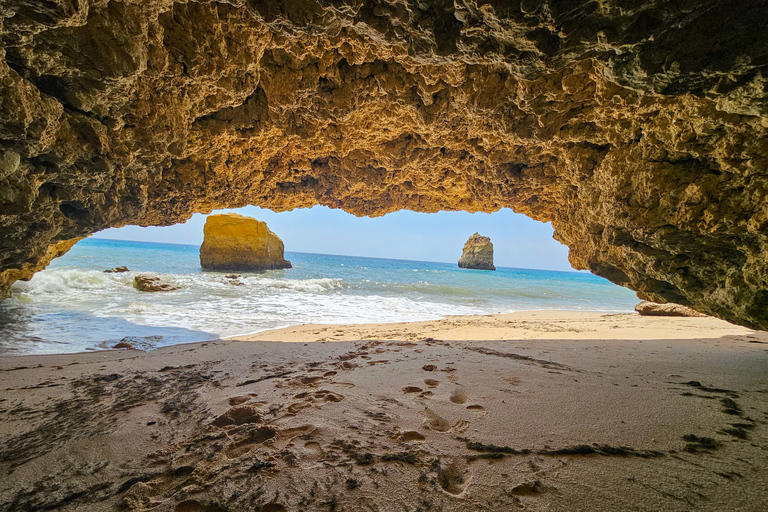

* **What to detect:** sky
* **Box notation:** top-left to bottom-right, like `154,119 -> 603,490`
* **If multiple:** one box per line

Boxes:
92,205 -> 577,272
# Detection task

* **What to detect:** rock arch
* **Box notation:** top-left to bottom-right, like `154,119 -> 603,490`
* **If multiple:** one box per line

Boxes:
1,0 -> 767,328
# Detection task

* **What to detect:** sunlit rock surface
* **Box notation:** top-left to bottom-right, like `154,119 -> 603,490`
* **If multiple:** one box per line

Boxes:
200,213 -> 291,271
0,1 -> 767,328
0,238 -> 79,298
459,233 -> 495,270
635,301 -> 708,318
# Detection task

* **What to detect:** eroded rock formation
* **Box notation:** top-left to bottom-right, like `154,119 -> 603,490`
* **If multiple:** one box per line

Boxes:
1,1 -> 767,328
635,301 -> 708,318
459,233 -> 495,270
200,213 -> 291,270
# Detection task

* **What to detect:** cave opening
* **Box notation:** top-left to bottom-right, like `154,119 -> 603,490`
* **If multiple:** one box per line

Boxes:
0,206 -> 641,356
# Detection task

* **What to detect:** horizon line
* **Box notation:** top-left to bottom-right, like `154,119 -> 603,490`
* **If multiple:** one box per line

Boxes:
86,236 -> 587,275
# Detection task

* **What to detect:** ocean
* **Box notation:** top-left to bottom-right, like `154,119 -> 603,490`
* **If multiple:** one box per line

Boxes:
0,238 -> 639,355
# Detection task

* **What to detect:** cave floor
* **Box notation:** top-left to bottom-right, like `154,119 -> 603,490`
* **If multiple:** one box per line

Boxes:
1,313 -> 767,511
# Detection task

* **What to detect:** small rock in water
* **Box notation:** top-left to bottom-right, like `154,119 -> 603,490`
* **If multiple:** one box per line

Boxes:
104,265 -> 130,273
133,275 -> 179,292
635,301 -> 707,317
111,335 -> 163,351
225,274 -> 244,285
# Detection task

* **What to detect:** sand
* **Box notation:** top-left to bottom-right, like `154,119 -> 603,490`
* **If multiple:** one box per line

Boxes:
1,311 -> 767,511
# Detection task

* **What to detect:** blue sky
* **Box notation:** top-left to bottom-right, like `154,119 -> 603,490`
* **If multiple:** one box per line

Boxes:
92,205 -> 576,271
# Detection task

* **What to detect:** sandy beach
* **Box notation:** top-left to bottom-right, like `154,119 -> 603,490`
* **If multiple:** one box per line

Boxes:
1,311 -> 767,511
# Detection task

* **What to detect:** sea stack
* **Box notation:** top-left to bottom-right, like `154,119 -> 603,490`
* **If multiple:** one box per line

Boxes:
200,213 -> 291,271
458,233 -> 495,271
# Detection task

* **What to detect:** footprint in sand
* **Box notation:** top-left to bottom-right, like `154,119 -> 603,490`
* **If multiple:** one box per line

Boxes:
466,404 -> 485,412
424,408 -> 451,431
294,390 -> 344,402
450,388 -> 468,404
224,426 -> 277,458
211,404 -> 263,427
423,408 -> 470,433
286,390 -> 344,415
290,375 -> 325,386
437,458 -> 471,496
422,364 -> 437,371
329,381 -> 355,389
228,395 -> 251,406
402,386 -> 423,394
300,441 -> 324,460
401,430 -> 426,442
287,401 -> 312,414
274,424 -> 317,449
424,379 -> 439,387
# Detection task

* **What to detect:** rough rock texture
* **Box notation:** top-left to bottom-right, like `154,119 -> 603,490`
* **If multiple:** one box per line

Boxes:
133,275 -> 179,292
104,265 -> 129,273
200,213 -> 291,270
0,1 -> 767,328
458,232 -> 495,270
635,301 -> 708,318
0,238 -> 79,298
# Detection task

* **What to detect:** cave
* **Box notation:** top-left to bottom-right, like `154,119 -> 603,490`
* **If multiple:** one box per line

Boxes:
1,0 -> 767,332
3,2 -> 768,510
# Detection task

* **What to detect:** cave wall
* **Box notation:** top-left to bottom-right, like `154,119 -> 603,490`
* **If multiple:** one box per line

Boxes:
1,0 -> 767,328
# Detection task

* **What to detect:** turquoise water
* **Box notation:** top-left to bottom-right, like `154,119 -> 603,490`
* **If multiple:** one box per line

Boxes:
0,238 -> 639,355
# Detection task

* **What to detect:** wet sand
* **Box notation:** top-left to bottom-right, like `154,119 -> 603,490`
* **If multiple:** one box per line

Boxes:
1,311 -> 767,511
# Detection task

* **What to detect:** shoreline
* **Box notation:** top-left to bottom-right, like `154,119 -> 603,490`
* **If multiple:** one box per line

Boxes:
1,311 -> 767,511
229,309 -> 757,343
0,309 -> 750,358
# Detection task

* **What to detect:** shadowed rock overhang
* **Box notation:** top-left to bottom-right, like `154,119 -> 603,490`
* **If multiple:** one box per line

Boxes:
1,0 -> 767,329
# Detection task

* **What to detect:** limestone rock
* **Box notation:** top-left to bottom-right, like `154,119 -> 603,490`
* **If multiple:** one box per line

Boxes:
635,301 -> 709,318
133,275 -> 179,293
0,1 -> 767,329
458,233 -> 495,271
0,238 -> 81,298
104,266 -> 129,273
200,213 -> 291,271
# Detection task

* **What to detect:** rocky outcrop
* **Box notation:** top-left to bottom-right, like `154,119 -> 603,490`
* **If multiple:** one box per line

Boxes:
133,275 -> 179,292
0,238 -> 80,298
635,301 -> 708,318
458,233 -> 495,271
104,266 -> 129,273
200,213 -> 291,271
0,1 -> 767,328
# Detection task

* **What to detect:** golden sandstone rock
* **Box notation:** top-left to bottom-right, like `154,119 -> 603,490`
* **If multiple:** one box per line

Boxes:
200,213 -> 291,271
635,301 -> 708,318
458,233 -> 495,271
0,1 -> 767,329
